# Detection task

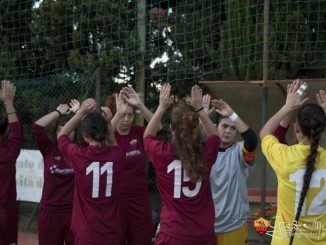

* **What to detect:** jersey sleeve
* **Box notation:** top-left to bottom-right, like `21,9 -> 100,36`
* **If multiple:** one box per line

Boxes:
57,135 -> 83,170
273,124 -> 289,144
242,146 -> 257,164
261,135 -> 288,173
0,121 -> 23,164
32,123 -> 53,154
143,135 -> 172,169
201,135 -> 220,166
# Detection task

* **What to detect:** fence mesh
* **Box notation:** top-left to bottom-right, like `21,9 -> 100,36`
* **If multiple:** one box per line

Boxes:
0,0 -> 325,235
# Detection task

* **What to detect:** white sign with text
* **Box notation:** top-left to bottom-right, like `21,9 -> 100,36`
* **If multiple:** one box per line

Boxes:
16,149 -> 44,203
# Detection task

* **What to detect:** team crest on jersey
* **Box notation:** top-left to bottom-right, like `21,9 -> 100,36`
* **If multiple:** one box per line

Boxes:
254,217 -> 270,236
129,139 -> 137,146
54,155 -> 61,161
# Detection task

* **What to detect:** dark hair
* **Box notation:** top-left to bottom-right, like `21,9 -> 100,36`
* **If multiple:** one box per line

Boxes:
170,103 -> 205,182
52,115 -> 73,138
0,112 -> 9,136
289,104 -> 326,245
216,115 -> 229,126
82,112 -> 108,145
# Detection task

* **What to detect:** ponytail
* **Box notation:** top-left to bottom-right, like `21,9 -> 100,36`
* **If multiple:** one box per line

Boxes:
171,104 -> 206,182
289,104 -> 326,245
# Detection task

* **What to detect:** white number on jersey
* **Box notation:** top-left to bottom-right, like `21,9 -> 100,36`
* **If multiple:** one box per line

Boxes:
289,169 -> 326,215
86,162 -> 113,198
167,160 -> 202,198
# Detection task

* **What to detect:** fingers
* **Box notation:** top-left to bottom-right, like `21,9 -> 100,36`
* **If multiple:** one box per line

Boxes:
80,98 -> 96,114
299,97 -> 310,107
291,79 -> 301,92
316,90 -> 326,105
100,106 -> 112,120
57,104 -> 70,114
160,83 -> 171,99
0,80 -> 16,102
191,85 -> 202,97
158,83 -> 173,109
122,86 -> 137,95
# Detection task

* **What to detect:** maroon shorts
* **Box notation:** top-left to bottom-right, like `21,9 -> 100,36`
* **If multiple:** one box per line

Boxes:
0,204 -> 18,245
38,208 -> 74,245
119,195 -> 154,245
155,232 -> 215,245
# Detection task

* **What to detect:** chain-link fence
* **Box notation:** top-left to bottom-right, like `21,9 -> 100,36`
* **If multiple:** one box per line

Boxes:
0,0 -> 325,239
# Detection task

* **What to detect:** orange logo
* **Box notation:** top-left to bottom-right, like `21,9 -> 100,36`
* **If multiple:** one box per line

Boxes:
254,217 -> 270,236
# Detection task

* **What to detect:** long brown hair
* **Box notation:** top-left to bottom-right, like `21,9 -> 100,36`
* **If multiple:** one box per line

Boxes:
105,94 -> 117,117
170,103 -> 205,182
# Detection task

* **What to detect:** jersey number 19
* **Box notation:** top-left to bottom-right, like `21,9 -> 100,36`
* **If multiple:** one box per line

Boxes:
168,160 -> 202,198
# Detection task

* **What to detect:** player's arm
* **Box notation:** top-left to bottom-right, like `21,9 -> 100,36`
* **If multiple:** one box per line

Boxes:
58,99 -> 96,138
260,80 -> 308,139
35,104 -> 70,127
0,80 -> 18,123
144,83 -> 173,138
101,106 -> 117,146
191,86 -> 217,137
111,92 -> 127,130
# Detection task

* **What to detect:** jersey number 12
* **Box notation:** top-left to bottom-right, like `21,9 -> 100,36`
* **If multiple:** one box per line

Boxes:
289,169 -> 326,215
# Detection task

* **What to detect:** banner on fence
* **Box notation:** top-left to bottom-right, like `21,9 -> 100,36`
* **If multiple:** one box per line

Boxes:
16,149 -> 44,203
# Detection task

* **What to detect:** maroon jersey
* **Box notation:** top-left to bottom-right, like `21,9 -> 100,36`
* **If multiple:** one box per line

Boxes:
144,135 -> 219,241
32,124 -> 74,210
58,135 -> 124,243
0,121 -> 22,207
114,126 -> 148,199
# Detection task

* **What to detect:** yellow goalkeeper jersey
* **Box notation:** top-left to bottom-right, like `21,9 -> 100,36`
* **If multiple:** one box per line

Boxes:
261,135 -> 326,245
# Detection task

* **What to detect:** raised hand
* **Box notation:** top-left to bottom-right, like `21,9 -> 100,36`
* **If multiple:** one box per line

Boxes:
316,90 -> 326,113
190,85 -> 203,111
211,99 -> 233,117
69,99 -> 81,113
101,106 -> 113,121
159,83 -> 174,110
202,94 -> 211,114
284,79 -> 309,111
78,98 -> 96,115
56,104 -> 70,115
0,80 -> 16,104
121,86 -> 142,107
115,91 -> 128,114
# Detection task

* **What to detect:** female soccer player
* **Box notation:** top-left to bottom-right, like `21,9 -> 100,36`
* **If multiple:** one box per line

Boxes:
57,98 -> 124,245
0,80 -> 22,245
105,87 -> 159,245
33,100 -> 79,245
209,98 -> 258,245
260,80 -> 326,244
144,84 -> 219,245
